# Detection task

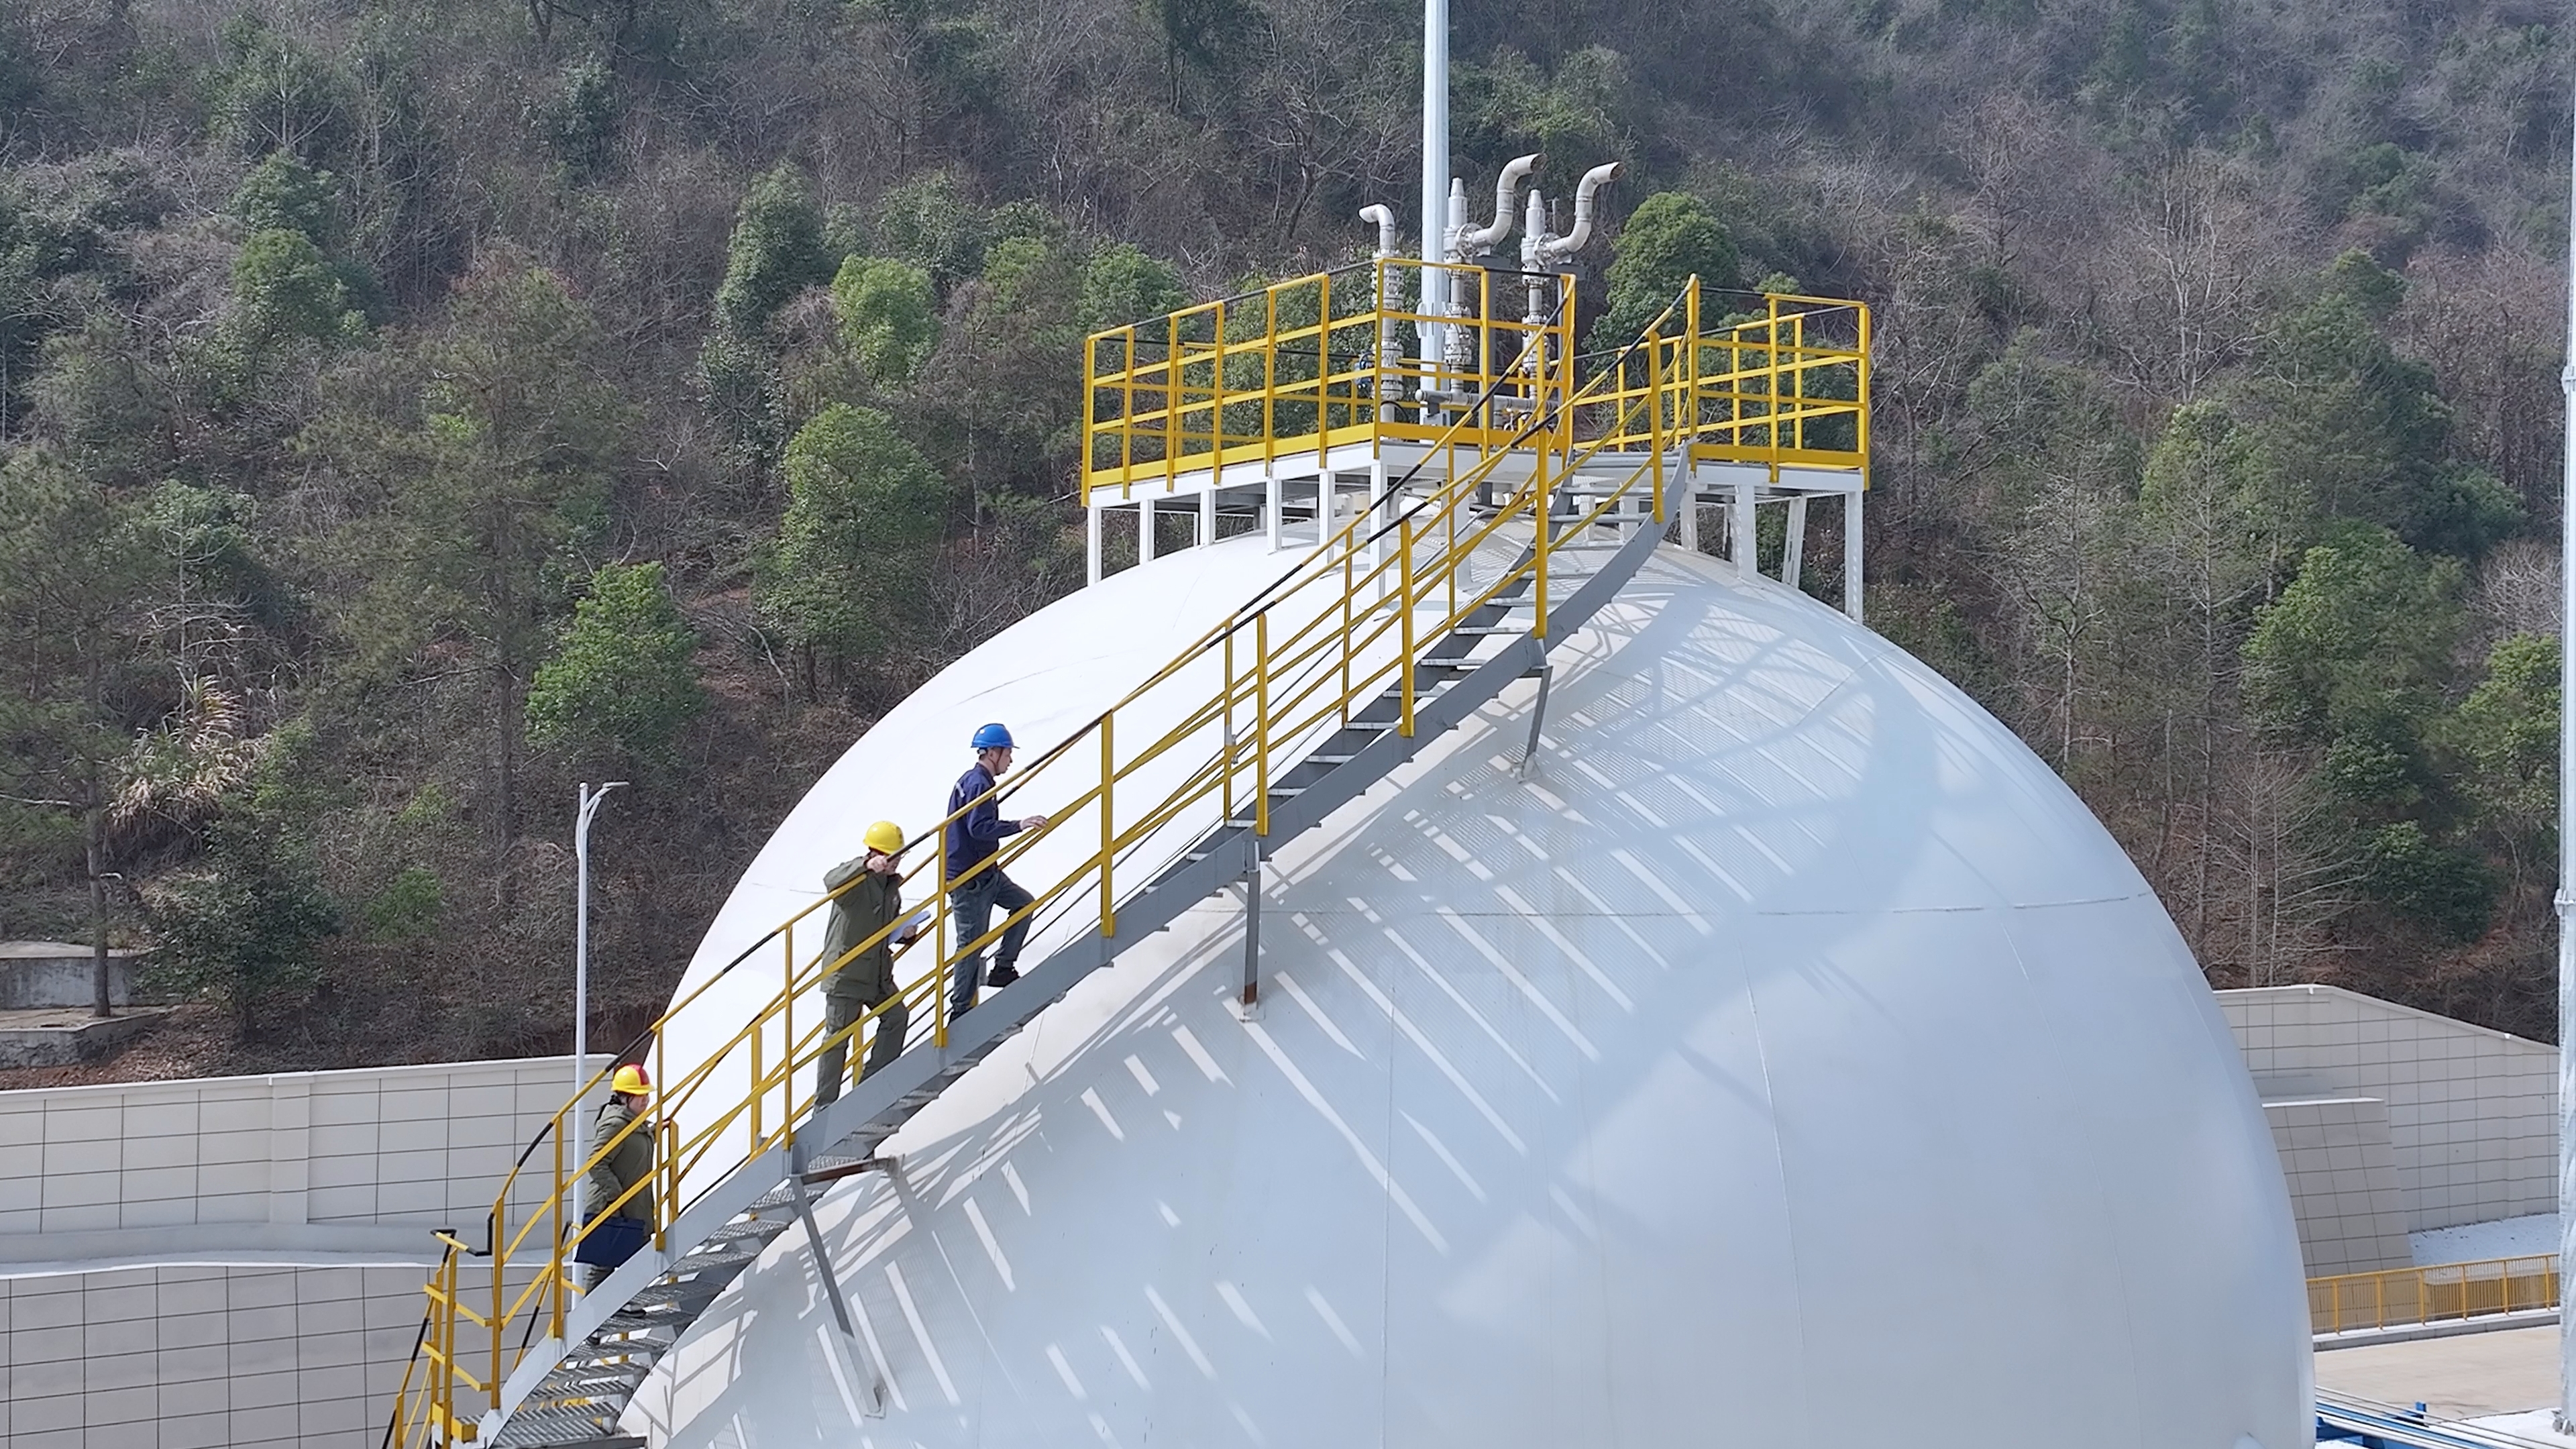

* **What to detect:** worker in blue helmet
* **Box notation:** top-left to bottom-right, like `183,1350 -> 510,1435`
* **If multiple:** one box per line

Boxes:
945,723 -> 1048,1016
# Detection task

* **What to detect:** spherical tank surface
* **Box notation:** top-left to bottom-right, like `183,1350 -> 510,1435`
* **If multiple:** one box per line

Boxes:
631,532 -> 2311,1449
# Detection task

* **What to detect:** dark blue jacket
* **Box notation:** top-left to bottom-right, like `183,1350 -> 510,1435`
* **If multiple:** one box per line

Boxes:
945,763 -> 1022,884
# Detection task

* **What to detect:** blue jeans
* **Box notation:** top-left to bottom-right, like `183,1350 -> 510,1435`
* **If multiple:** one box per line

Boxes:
949,870 -> 1033,1016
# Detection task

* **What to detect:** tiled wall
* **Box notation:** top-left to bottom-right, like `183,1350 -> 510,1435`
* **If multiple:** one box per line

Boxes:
1,1265 -> 427,1448
0,1057 -> 586,1448
0,1057 -> 586,1240
2261,1095 -> 2414,1277
2218,985 -> 2557,1234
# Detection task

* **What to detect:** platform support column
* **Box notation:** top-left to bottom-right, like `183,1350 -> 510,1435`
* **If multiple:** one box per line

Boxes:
1265,472 -> 1283,550
1782,496 -> 1807,592
1140,495 -> 1158,564
1843,488 -> 1864,623
1680,456 -> 1700,553
1086,504 -> 1105,585
1232,835 -> 1263,1018
788,1154 -> 885,1417
1732,477 -> 1758,580
1368,460 -> 1389,577
1318,468 -> 1336,547
1200,483 -> 1216,549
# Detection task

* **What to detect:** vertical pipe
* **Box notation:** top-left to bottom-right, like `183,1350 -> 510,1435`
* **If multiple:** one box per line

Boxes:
1200,482 -> 1216,549
1419,0 -> 1448,372
1265,470 -> 1282,551
2557,57 -> 2576,1434
1086,503 -> 1104,584
1140,496 -> 1157,563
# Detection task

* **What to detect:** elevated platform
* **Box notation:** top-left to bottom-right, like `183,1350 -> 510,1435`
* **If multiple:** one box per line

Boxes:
1077,262 -> 1869,610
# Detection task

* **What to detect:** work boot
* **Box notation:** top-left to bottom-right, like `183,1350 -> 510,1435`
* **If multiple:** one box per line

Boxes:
987,963 -> 1020,989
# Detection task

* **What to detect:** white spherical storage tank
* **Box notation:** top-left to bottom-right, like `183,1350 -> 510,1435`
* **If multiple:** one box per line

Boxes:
627,531 -> 2311,1449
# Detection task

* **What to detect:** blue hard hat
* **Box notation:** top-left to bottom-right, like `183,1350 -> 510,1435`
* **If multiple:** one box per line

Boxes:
971,722 -> 1015,751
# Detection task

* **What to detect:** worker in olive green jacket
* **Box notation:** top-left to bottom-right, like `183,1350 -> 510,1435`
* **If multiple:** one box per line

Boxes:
582,1063 -> 655,1289
814,820 -> 923,1110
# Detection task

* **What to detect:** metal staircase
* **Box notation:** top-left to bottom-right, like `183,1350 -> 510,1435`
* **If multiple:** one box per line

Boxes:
386,273 -> 1870,1449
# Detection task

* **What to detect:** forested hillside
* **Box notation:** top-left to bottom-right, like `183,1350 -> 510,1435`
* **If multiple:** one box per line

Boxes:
3,0 -> 2571,1073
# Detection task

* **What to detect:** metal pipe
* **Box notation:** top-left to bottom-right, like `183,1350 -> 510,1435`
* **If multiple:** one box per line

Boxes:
1530,161 -> 1621,266
1361,205 -> 1403,421
1460,153 -> 1539,253
1419,0 -> 1448,372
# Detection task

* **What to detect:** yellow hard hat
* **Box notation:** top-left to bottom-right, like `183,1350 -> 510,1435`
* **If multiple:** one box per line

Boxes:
610,1063 -> 651,1097
863,820 -> 904,855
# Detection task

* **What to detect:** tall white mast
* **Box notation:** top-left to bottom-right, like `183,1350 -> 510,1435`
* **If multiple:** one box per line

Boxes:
1418,0 -> 1448,369
2557,71 -> 2576,1433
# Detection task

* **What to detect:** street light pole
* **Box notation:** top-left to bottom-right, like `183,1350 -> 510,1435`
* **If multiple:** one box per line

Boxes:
2557,68 -> 2576,1431
569,779 -> 627,1261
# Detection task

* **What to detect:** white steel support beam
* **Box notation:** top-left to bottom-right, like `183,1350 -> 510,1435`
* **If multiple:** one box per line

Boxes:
1844,490 -> 1864,623
1368,460 -> 1389,574
1265,472 -> 1282,551
1087,504 -> 1104,586
1782,496 -> 1807,592
1732,478 -> 1758,580
1140,495 -> 1158,564
1200,484 -> 1216,548
1680,458 -> 1700,553
1318,468 -> 1336,548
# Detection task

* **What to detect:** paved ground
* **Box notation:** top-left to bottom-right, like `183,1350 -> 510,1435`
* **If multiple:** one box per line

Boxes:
2314,1324 -> 2559,1420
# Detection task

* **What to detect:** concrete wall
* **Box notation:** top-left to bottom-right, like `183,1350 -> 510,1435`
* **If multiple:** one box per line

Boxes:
2259,1095 -> 2414,1277
2218,985 -> 2557,1270
0,942 -> 144,1009
0,1055 -> 588,1448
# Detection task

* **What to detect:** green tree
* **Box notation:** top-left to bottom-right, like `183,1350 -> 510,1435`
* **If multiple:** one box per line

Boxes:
230,228 -> 366,348
2241,251 -> 2520,557
830,256 -> 939,388
230,151 -> 342,245
757,405 -> 947,686
0,449 -> 162,1013
2447,632 -> 2559,864
1078,244 -> 1185,332
714,162 -> 831,337
1590,191 -> 1737,353
2241,523 -> 2461,754
527,561 -> 707,769
326,254 -> 629,884
145,729 -> 339,1036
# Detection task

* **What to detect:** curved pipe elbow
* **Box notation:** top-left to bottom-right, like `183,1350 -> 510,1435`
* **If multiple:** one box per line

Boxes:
1358,204 -> 1401,258
1462,152 -> 1541,252
1555,162 -> 1623,256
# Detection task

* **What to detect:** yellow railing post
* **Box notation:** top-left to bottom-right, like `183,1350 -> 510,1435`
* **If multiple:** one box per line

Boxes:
1099,716 -> 1116,938
1399,515 -> 1416,737
1340,550 -> 1354,724
1649,323 -> 1666,524
1534,455 -> 1551,640
1254,611 -> 1271,837
934,826 -> 950,1049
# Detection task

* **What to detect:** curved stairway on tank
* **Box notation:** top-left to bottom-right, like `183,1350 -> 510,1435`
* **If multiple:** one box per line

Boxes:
384,275 -> 1869,1449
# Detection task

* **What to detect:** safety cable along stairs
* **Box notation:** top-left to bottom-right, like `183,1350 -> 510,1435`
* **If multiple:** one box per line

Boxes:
388,272 -> 1870,1449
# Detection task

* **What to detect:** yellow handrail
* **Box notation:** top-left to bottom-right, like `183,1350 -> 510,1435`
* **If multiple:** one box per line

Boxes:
2308,1254 -> 2561,1335
392,274 -> 1864,1445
